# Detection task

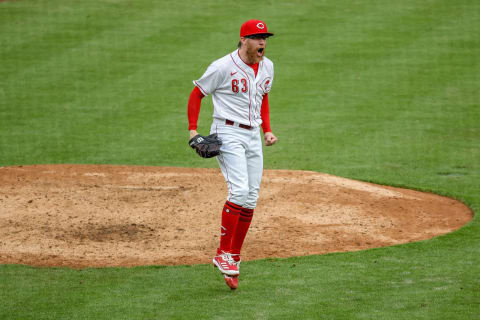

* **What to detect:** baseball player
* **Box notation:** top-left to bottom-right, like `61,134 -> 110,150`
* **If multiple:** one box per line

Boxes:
187,19 -> 278,290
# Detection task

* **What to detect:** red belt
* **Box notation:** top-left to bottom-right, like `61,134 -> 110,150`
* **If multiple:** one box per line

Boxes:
225,119 -> 252,130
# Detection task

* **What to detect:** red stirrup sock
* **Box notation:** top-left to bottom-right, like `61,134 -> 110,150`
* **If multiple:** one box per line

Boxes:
217,201 -> 242,254
230,207 -> 254,255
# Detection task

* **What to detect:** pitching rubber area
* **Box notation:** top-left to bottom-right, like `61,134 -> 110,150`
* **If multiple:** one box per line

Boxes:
0,165 -> 473,268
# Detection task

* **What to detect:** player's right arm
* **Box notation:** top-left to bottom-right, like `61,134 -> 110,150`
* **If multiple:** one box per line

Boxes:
188,86 -> 205,139
188,61 -> 224,139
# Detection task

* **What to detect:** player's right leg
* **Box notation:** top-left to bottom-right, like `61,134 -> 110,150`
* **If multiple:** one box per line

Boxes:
211,121 -> 250,280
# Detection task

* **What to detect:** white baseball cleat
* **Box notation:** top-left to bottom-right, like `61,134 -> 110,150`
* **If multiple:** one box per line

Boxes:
213,252 -> 239,276
230,254 -> 241,269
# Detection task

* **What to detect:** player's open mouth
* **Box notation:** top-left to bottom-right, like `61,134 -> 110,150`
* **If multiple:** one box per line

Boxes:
257,48 -> 264,56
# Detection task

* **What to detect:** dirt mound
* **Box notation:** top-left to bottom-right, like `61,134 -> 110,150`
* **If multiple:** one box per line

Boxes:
0,165 -> 473,268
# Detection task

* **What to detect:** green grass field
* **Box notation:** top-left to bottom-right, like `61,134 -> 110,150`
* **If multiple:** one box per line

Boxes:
1,0 -> 479,318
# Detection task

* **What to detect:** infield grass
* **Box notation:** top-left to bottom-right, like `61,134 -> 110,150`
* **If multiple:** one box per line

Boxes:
0,0 -> 479,319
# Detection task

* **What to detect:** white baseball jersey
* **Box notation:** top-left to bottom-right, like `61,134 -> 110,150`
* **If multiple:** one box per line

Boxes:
193,49 -> 274,128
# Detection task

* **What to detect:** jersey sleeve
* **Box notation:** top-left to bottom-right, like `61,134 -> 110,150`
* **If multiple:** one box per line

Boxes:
193,63 -> 223,96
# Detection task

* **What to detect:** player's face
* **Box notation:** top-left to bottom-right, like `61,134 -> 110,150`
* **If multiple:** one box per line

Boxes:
242,35 -> 267,63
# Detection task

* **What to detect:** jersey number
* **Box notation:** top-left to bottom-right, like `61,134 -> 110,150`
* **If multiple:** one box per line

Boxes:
232,79 -> 248,93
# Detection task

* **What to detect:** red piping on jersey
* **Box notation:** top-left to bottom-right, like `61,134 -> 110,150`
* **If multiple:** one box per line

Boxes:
253,63 -> 263,117
216,124 -> 233,201
193,81 -> 208,96
231,50 -> 253,127
255,72 -> 271,118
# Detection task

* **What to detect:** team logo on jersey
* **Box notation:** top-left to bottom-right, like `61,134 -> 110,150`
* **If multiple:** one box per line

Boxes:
261,77 -> 272,93
256,22 -> 265,29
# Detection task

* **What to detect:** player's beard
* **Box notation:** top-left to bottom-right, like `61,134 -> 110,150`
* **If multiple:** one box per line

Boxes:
246,44 -> 265,64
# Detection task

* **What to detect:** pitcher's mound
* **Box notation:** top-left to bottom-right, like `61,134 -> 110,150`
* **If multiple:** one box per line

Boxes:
0,165 -> 473,268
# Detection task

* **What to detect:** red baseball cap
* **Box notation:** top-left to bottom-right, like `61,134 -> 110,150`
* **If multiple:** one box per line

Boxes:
240,19 -> 274,38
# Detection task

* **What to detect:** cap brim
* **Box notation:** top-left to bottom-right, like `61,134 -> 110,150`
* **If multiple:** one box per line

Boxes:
244,32 -> 274,38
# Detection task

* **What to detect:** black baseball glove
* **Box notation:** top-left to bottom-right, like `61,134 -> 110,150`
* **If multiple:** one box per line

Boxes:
188,133 -> 222,158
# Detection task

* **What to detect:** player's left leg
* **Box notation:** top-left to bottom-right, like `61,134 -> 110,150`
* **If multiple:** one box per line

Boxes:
225,131 -> 262,290
230,128 -> 263,258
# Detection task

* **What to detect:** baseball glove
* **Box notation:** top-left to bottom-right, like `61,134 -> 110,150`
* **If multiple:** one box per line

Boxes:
188,133 -> 222,158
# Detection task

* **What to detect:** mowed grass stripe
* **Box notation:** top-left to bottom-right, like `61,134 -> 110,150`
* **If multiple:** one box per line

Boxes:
1,3 -> 217,165
277,1 -> 473,111
2,4 -> 172,102
1,1 -> 287,166
322,9 -> 479,171
269,1 -> 478,176
1,1 -> 152,80
1,0 -> 226,108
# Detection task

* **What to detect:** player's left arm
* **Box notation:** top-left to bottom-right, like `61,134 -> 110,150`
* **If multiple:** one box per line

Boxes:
260,93 -> 278,146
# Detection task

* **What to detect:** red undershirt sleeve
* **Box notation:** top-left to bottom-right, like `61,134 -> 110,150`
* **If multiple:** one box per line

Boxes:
187,86 -> 205,130
260,93 -> 272,133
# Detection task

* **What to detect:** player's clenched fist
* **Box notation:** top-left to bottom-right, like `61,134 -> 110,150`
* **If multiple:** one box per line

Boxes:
264,132 -> 278,146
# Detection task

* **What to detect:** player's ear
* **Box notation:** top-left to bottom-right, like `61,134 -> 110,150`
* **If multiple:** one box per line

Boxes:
239,37 -> 247,48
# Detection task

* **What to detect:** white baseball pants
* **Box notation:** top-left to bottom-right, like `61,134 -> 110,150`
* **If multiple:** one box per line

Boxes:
211,119 -> 263,209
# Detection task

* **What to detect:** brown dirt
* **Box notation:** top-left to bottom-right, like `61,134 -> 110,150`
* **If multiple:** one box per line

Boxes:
0,164 -> 473,268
